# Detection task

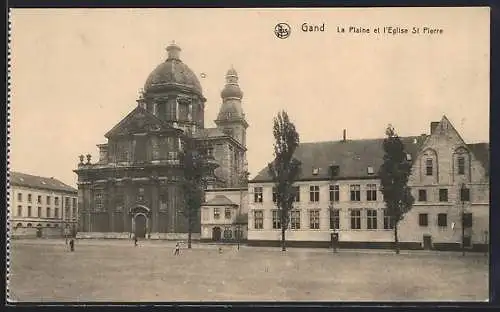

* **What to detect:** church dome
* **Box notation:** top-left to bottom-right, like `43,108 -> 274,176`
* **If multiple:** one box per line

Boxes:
144,43 -> 203,95
220,67 -> 243,99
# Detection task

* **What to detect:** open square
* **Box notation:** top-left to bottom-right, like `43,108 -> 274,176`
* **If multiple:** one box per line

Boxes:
8,240 -> 489,302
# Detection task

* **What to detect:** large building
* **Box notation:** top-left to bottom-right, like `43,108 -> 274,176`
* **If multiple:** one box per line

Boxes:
9,172 -> 78,238
74,43 -> 249,239
247,116 -> 489,251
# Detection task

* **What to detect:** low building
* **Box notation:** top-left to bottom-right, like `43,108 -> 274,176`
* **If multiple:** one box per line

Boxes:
9,171 -> 78,238
247,116 -> 489,251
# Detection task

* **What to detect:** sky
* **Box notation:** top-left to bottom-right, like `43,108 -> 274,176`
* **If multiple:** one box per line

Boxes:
9,7 -> 490,187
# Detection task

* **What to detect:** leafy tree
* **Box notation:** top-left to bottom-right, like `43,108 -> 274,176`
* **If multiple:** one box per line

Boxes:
180,136 -> 208,249
267,111 -> 301,251
379,125 -> 415,254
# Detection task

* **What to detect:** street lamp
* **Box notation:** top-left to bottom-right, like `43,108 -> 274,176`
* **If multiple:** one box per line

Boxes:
460,183 -> 466,256
237,160 -> 249,251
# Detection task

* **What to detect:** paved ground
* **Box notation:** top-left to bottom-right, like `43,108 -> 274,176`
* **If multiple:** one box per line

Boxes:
8,239 -> 489,302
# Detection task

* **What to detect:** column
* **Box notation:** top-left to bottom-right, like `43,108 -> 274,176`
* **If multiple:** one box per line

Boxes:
175,98 -> 179,120
152,182 -> 159,233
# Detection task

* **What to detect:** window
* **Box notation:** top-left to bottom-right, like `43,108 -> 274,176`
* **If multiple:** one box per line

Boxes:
366,184 -> 377,201
458,156 -> 465,175
367,166 -> 374,175
309,210 -> 320,229
437,213 -> 447,227
46,196 -> 51,205
116,194 -> 125,211
213,208 -> 220,220
72,207 -> 76,217
272,210 -> 281,229
330,209 -> 340,230
28,194 -> 32,203
95,193 -> 103,211
254,210 -> 263,229
460,188 -> 470,202
225,207 -> 231,219
65,207 -> 70,218
55,197 -> 59,206
383,210 -> 393,229
272,187 -> 277,203
27,223 -> 32,228
293,186 -> 300,202
426,158 -> 433,176
329,185 -> 339,202
17,193 -> 22,202
46,207 -> 51,218
290,210 -> 301,229
37,195 -> 42,204
439,189 -> 448,202
37,207 -> 42,217
418,189 -> 427,202
72,198 -> 77,208
350,185 -> 361,201
419,213 -> 428,226
54,208 -> 59,218
309,186 -> 320,202
27,206 -> 32,217
367,209 -> 377,229
463,213 -> 472,228
17,205 -> 22,217
223,227 -> 232,239
65,197 -> 70,208
350,209 -> 361,229
254,187 -> 263,203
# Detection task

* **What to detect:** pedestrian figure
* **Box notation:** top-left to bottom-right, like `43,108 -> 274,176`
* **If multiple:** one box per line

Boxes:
218,246 -> 223,254
69,239 -> 75,252
134,236 -> 138,247
174,242 -> 180,255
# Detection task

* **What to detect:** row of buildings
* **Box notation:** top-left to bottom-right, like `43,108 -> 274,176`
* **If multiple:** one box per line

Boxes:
9,43 -> 490,251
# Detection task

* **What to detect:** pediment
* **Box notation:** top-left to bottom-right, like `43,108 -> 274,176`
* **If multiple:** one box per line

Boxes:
105,107 -> 171,138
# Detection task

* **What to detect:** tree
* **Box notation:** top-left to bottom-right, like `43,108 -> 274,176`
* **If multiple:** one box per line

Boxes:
267,111 -> 301,251
180,135 -> 208,249
379,125 -> 415,254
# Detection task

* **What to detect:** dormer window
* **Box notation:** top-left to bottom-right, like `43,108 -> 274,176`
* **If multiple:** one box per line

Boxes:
367,166 -> 374,175
312,168 -> 319,175
406,154 -> 412,161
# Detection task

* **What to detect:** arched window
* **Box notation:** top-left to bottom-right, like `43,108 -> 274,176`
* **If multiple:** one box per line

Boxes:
46,224 -> 51,227
27,223 -> 33,228
15,223 -> 22,228
454,147 -> 470,178
223,227 -> 232,240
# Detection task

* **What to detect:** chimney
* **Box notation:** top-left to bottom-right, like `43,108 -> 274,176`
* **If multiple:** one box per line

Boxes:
342,129 -> 346,142
430,122 -> 439,134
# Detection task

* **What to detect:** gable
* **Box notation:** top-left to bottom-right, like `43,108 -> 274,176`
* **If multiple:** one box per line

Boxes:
105,106 -> 174,138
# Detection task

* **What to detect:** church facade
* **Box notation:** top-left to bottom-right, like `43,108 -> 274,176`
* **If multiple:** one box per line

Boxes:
74,43 -> 248,239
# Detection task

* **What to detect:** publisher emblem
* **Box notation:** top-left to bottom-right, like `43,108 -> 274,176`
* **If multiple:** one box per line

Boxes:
274,23 -> 291,39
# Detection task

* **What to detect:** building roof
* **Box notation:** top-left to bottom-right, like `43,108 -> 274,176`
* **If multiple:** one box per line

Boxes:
193,127 -> 226,139
10,171 -> 77,193
467,142 -> 490,175
203,195 -> 237,206
252,136 -> 427,182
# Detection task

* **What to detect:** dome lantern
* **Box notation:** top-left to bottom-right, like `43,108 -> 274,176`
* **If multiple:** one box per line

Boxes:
221,66 -> 243,100
166,41 -> 181,61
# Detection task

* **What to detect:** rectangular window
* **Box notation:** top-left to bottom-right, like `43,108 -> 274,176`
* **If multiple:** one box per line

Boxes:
419,213 -> 428,226
418,189 -> 427,202
309,210 -> 320,229
463,213 -> 473,228
225,207 -> 231,219
290,210 -> 301,229
37,195 -> 42,204
254,187 -> 263,203
367,209 -> 378,229
18,193 -> 22,202
350,209 -> 361,229
27,206 -> 32,217
37,206 -> 42,217
46,196 -> 51,205
254,210 -> 263,229
54,208 -> 59,218
366,184 -> 377,201
426,158 -> 433,176
72,198 -> 77,208
272,187 -> 277,203
439,189 -> 448,202
213,208 -> 220,220
46,207 -> 51,218
309,186 -> 320,202
383,210 -> 393,229
272,210 -> 281,229
458,157 -> 465,175
72,207 -> 77,218
330,209 -> 340,230
65,197 -> 70,208
17,205 -> 22,216
28,194 -> 32,203
55,197 -> 60,206
329,185 -> 339,202
350,185 -> 361,201
437,213 -> 447,227
460,188 -> 470,202
94,193 -> 103,211
293,186 -> 300,202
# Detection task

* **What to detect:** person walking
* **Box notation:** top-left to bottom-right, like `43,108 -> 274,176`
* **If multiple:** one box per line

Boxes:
69,238 -> 75,252
134,235 -> 138,247
174,242 -> 180,256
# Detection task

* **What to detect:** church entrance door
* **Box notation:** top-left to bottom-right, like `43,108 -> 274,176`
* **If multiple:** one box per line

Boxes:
135,214 -> 147,239
212,227 -> 221,241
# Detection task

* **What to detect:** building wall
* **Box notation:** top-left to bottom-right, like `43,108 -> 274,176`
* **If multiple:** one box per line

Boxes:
9,185 -> 78,238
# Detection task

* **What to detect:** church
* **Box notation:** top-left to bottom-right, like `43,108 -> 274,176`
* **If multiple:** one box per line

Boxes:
74,42 -> 249,239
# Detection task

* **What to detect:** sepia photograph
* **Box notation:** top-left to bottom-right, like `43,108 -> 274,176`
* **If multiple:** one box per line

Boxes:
7,7 -> 490,302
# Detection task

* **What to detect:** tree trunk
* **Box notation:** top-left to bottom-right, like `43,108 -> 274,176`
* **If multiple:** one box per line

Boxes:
281,226 -> 286,251
187,213 -> 192,249
394,223 -> 400,254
